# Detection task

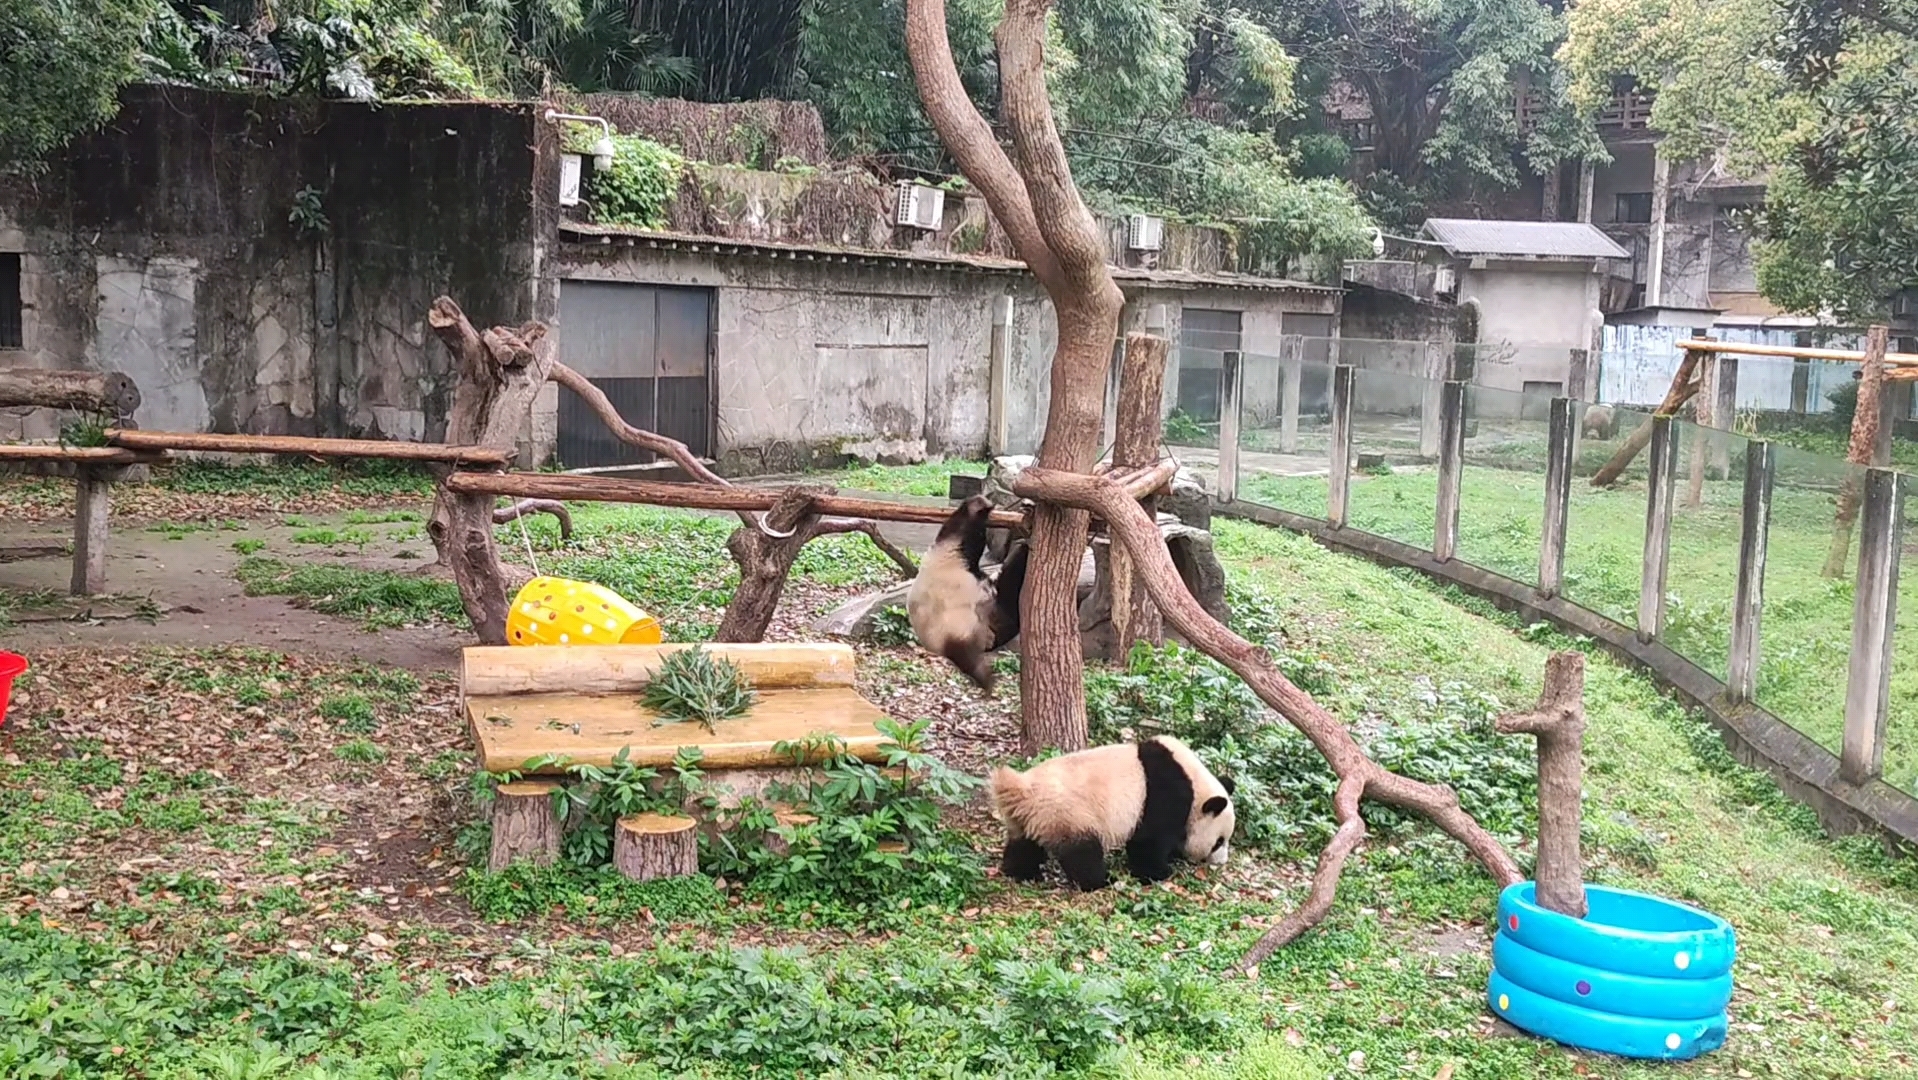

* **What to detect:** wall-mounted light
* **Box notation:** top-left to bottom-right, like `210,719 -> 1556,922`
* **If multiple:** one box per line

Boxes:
544,108 -> 615,170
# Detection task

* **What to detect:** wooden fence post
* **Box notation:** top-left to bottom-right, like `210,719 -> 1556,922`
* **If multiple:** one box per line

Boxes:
1218,350 -> 1244,502
1727,440 -> 1774,703
1433,381 -> 1467,561
1327,364 -> 1356,528
1637,417 -> 1680,642
1841,468 -> 1906,784
1538,398 -> 1575,597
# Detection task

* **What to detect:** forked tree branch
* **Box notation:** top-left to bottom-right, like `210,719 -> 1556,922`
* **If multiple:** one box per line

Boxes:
1010,466 -> 1524,964
903,0 -> 1066,292
996,0 -> 1122,293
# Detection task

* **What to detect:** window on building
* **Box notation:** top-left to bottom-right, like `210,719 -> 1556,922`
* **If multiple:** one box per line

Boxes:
1614,192 -> 1653,224
0,254 -> 21,349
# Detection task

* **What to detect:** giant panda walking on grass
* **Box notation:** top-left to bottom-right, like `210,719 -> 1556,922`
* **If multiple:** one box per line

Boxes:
906,495 -> 1030,693
990,735 -> 1237,891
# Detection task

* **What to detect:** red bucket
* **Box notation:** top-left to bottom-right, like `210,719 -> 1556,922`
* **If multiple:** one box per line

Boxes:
0,651 -> 27,729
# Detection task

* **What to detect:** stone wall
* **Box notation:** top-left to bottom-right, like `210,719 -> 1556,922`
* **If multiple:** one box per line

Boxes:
0,86 -> 553,451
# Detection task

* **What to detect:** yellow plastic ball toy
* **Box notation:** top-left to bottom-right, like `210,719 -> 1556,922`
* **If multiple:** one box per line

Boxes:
507,576 -> 663,646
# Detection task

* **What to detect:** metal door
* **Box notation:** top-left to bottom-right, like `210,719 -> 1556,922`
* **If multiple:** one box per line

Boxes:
556,281 -> 713,468
1177,308 -> 1243,422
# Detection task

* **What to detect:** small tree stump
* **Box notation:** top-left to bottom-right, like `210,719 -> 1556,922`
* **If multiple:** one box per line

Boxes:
1496,651 -> 1588,918
764,807 -> 818,856
613,813 -> 701,880
488,780 -> 562,872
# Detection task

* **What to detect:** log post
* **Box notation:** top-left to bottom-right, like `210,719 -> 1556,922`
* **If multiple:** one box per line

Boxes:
488,780 -> 563,871
613,813 -> 701,880
425,299 -> 559,641
0,368 -> 141,418
1823,326 -> 1889,578
70,468 -> 113,596
1495,652 -> 1588,919
715,484 -> 827,642
1103,331 -> 1170,659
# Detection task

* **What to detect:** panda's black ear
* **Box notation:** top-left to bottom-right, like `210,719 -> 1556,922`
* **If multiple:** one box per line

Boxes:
1219,775 -> 1236,796
1202,795 -> 1230,816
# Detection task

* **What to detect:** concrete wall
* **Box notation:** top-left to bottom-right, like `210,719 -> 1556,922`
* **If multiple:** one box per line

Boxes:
1457,262 -> 1600,395
554,240 -> 1340,471
0,86 -> 553,449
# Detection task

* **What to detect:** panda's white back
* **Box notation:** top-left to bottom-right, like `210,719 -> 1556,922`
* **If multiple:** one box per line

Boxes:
992,742 -> 1146,850
905,539 -> 993,653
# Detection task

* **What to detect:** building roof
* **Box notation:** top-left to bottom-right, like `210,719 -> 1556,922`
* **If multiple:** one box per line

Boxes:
556,222 -> 1342,294
1421,219 -> 1629,260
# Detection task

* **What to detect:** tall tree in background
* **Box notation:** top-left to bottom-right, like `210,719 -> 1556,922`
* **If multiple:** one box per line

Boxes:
0,0 -> 154,169
1562,0 -> 1918,320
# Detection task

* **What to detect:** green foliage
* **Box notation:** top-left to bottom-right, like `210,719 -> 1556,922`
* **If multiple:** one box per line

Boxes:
461,860 -> 725,922
56,419 -> 111,448
703,718 -> 985,921
145,0 -> 484,100
639,646 -> 758,733
235,557 -> 467,629
1163,408 -> 1209,444
584,133 -> 685,229
867,604 -> 916,646
1826,377 -> 1860,429
0,0 -> 154,169
529,746 -> 708,867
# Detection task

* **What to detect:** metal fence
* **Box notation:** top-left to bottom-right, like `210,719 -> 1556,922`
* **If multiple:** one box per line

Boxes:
1195,348 -> 1916,800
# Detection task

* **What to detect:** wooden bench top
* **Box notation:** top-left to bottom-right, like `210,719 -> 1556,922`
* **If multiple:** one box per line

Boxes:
466,685 -> 892,773
0,444 -> 168,465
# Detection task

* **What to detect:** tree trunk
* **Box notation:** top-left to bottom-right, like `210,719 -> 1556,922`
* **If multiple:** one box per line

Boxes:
1685,359 -> 1713,509
907,0 -> 1125,755
489,781 -> 563,871
1823,326 -> 1889,578
0,368 -> 141,418
1590,350 -> 1703,488
715,484 -> 827,642
1494,652 -> 1588,919
613,813 -> 701,880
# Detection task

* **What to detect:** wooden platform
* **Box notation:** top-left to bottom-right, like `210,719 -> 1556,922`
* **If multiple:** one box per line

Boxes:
460,642 -> 891,774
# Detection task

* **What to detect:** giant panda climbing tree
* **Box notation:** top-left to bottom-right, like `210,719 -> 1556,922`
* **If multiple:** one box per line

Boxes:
902,0 -> 1525,966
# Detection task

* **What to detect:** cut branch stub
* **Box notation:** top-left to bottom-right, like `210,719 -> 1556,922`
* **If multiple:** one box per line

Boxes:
1495,651 -> 1588,919
1007,465 -> 1522,967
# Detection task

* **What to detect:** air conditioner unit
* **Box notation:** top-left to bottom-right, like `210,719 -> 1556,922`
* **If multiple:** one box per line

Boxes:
1126,213 -> 1164,252
894,181 -> 945,230
558,153 -> 583,208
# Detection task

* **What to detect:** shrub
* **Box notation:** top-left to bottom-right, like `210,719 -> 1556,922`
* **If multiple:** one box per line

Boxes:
583,133 -> 684,229
867,604 -> 915,646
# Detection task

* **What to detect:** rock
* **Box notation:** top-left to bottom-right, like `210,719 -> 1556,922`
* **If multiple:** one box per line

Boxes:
812,580 -> 912,638
948,473 -> 985,500
982,455 -> 1035,508
1162,467 -> 1210,529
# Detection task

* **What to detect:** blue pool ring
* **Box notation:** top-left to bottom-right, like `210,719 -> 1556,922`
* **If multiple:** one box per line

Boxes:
1497,882 -> 1735,981
1487,881 -> 1737,1061
1490,971 -> 1728,1060
1493,933 -> 1733,1020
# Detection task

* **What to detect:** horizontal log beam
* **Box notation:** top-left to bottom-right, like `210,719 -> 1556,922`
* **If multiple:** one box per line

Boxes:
443,471 -> 1030,529
105,430 -> 511,466
0,444 -> 167,465
1678,338 -> 1918,367
0,368 -> 141,415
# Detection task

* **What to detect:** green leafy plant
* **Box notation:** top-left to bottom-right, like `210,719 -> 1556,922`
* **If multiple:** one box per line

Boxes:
57,418 -> 110,447
701,718 -> 984,922
1163,408 -> 1210,444
582,132 -> 685,229
640,646 -> 758,733
530,746 -> 707,867
867,604 -> 915,646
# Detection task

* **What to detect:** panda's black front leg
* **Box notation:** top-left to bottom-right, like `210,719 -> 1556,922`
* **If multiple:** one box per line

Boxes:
1001,836 -> 1047,882
1053,836 -> 1110,891
1124,834 -> 1177,883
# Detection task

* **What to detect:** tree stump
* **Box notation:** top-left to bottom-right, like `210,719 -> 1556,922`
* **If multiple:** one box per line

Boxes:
488,780 -> 562,872
613,813 -> 701,880
763,807 -> 818,856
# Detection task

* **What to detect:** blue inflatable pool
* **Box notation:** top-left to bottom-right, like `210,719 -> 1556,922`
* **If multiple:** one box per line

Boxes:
1486,882 -> 1736,1060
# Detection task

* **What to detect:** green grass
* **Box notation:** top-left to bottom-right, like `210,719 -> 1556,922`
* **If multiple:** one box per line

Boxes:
1241,451 -> 1918,794
8,486 -> 1918,1078
234,557 -> 467,629
805,457 -> 987,496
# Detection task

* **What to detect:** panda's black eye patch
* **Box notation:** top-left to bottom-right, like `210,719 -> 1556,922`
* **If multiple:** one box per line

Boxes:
1211,837 -> 1224,852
